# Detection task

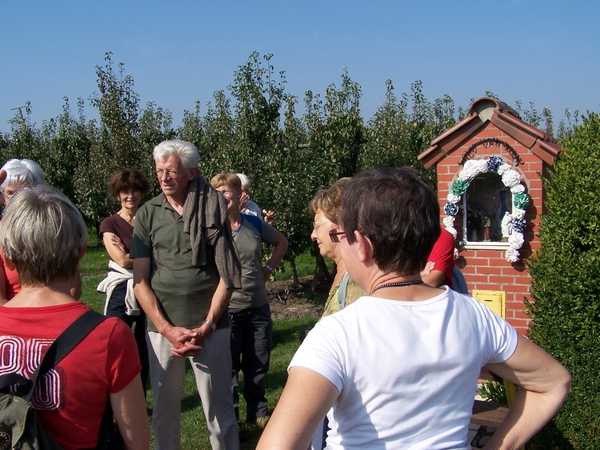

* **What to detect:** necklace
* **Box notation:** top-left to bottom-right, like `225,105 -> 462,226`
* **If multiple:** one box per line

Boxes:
370,279 -> 424,295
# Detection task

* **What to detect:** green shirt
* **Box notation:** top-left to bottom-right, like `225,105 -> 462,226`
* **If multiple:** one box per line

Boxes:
320,274 -> 364,319
230,214 -> 279,309
130,193 -> 222,332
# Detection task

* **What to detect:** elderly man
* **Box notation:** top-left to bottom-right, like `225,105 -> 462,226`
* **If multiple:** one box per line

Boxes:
131,140 -> 241,450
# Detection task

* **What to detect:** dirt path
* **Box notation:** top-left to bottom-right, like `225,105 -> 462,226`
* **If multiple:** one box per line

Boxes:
265,275 -> 330,320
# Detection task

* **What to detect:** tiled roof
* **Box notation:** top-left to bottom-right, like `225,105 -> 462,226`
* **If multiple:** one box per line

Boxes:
418,97 -> 561,169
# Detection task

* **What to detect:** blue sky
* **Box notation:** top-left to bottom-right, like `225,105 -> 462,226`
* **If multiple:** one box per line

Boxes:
2,1 -> 599,131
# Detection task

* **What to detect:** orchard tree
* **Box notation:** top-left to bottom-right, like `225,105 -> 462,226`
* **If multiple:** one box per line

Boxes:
38,97 -> 91,202
556,108 -> 581,141
2,103 -> 40,162
359,80 -> 410,170
177,101 -> 204,154
360,80 -> 457,184
513,100 -> 555,136
139,101 -> 176,195
267,94 -> 313,284
300,71 -> 364,283
228,52 -> 286,206
75,52 -> 142,231
196,90 -> 235,178
303,69 -> 364,191
90,52 -> 140,167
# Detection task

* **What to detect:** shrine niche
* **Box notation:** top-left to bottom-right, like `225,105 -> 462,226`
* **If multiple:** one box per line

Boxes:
418,97 -> 560,333
443,153 -> 530,263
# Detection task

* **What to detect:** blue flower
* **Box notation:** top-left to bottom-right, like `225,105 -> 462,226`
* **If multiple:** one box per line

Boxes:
487,155 -> 503,172
444,202 -> 459,216
509,217 -> 526,233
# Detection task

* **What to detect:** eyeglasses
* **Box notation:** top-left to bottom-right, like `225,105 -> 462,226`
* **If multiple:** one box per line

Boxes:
313,221 -> 327,231
155,168 -> 180,178
329,229 -> 346,243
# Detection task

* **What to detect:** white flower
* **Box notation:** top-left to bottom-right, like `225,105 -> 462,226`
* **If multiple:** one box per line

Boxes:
443,216 -> 455,227
458,169 -> 475,182
458,159 -> 486,181
510,184 -> 525,194
505,248 -> 520,263
475,159 -> 489,173
446,226 -> 458,239
512,209 -> 526,219
447,193 -> 461,203
502,170 -> 522,187
509,232 -> 524,249
463,159 -> 479,172
497,163 -> 512,175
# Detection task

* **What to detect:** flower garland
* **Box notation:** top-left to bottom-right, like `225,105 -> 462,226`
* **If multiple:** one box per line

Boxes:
443,155 -> 530,263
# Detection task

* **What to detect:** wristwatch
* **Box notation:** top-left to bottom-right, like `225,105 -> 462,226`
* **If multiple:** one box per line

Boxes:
203,319 -> 217,331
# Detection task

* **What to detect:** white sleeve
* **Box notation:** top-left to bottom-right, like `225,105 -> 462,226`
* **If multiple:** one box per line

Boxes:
289,317 -> 345,393
473,297 -> 519,364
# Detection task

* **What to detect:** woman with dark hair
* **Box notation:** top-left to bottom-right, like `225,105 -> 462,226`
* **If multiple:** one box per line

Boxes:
258,167 -> 570,450
98,169 -> 151,397
0,186 -> 149,450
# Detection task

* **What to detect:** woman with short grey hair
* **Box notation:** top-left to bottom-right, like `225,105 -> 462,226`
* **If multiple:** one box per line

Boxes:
0,158 -> 45,202
1,187 -> 84,284
0,159 -> 47,302
0,186 -> 150,450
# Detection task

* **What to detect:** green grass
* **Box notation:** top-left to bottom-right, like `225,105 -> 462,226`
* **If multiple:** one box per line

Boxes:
80,245 -> 320,449
272,250 -> 326,281
81,274 -> 106,312
166,316 -> 318,450
80,247 -> 110,276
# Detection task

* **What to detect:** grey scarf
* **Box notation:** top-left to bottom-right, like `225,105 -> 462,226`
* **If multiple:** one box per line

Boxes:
182,175 -> 241,289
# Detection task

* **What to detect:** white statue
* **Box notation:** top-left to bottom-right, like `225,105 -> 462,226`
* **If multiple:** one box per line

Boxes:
501,211 -> 511,241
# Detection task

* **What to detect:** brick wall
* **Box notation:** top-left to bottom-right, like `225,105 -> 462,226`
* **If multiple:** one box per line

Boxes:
437,122 -> 548,334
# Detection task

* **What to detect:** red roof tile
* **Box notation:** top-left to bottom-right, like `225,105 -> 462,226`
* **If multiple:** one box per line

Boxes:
418,97 -> 561,169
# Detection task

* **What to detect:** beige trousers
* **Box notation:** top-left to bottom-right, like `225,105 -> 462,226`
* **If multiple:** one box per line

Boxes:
147,329 -> 239,450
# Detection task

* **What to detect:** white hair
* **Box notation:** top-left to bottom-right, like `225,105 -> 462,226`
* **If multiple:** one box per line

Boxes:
0,159 -> 46,191
153,140 -> 199,170
236,173 -> 251,188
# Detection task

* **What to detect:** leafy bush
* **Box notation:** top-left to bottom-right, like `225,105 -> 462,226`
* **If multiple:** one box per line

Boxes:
526,112 -> 600,449
478,381 -> 508,405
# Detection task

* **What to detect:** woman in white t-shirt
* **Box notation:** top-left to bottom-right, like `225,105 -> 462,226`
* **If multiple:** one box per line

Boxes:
258,167 -> 570,450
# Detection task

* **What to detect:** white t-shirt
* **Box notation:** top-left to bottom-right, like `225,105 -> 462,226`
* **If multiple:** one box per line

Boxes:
290,287 -> 518,450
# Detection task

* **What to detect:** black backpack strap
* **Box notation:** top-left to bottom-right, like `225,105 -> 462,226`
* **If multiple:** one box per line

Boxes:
25,310 -> 107,401
0,372 -> 29,390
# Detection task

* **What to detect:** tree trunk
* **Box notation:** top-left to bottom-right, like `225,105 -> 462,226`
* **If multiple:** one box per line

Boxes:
311,242 -> 331,291
289,257 -> 300,286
